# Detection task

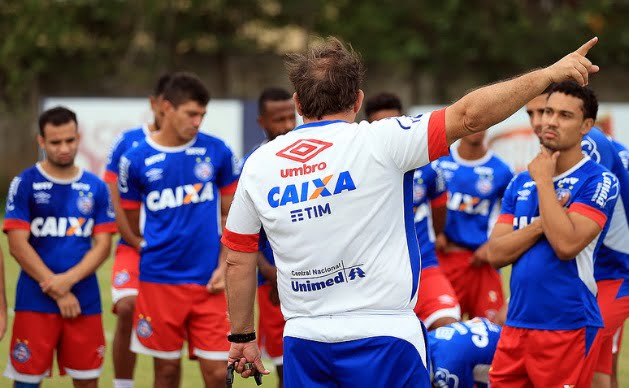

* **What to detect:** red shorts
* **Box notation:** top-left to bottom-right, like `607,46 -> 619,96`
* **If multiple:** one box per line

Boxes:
593,279 -> 629,374
438,249 -> 504,320
413,266 -> 460,328
257,283 -> 285,365
111,244 -> 140,307
131,281 -> 230,360
490,325 -> 599,387
5,312 -> 105,383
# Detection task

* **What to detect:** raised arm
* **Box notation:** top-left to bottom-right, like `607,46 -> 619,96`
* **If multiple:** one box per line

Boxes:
445,37 -> 599,145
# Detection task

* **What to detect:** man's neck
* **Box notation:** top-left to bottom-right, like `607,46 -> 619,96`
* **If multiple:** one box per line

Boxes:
302,111 -> 356,125
40,160 -> 79,180
456,143 -> 488,161
151,128 -> 191,147
553,145 -> 585,176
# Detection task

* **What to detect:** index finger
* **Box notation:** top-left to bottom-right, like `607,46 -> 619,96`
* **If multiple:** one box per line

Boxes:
576,37 -> 598,56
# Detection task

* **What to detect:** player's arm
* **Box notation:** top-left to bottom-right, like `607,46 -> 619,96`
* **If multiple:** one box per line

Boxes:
206,193 -> 233,293
123,208 -> 141,238
536,180 -> 603,260
257,253 -> 277,284
6,229 -> 56,285
107,180 -> 143,249
40,232 -> 113,299
0,248 -> 7,340
487,220 -> 543,269
225,247 -> 258,333
444,38 -> 598,145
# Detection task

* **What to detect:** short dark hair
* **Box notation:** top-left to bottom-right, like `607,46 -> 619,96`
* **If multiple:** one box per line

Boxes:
286,37 -> 365,119
258,87 -> 292,114
364,92 -> 403,118
153,73 -> 173,97
162,72 -> 210,108
38,106 -> 77,137
548,81 -> 598,120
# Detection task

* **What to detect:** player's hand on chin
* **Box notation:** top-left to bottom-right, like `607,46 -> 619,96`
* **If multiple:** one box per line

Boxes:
528,146 -> 559,183
57,292 -> 81,319
228,342 -> 270,378
206,266 -> 225,293
40,272 -> 76,300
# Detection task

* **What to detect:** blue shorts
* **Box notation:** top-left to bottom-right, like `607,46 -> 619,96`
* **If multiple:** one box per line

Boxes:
283,335 -> 430,387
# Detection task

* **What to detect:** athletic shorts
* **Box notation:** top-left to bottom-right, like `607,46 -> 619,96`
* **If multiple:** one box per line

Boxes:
490,325 -> 599,387
594,279 -> 629,374
257,283 -> 285,365
131,281 -> 230,360
284,336 -> 430,388
438,249 -> 504,320
413,266 -> 461,328
111,244 -> 140,307
4,312 -> 105,384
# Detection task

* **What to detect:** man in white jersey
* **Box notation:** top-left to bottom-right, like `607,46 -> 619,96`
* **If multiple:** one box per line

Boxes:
221,36 -> 601,387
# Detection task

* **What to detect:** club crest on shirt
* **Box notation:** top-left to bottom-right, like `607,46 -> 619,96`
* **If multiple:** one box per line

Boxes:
136,315 -> 153,338
114,270 -> 130,286
76,193 -> 95,215
194,157 -> 214,181
12,340 -> 31,363
475,177 -> 493,195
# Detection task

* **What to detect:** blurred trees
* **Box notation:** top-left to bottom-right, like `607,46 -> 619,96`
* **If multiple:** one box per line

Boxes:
1,0 -> 629,109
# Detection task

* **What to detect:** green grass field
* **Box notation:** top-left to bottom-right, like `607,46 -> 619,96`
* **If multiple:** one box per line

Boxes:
0,229 -> 626,387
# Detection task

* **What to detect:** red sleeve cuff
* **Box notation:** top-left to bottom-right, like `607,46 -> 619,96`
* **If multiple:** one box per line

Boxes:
428,108 -> 449,161
3,219 -> 30,233
496,214 -> 515,225
120,199 -> 142,210
93,222 -> 118,234
103,170 -> 118,183
220,180 -> 238,196
569,203 -> 607,229
431,192 -> 447,207
221,228 -> 259,253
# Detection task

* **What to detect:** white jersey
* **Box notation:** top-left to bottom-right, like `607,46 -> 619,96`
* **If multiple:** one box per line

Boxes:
223,110 -> 448,348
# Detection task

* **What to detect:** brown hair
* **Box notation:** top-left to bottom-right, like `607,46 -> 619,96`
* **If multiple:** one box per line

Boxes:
286,37 -> 365,120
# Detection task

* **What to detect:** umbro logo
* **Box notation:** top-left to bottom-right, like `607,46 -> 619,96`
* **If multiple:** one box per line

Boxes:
276,139 -> 332,163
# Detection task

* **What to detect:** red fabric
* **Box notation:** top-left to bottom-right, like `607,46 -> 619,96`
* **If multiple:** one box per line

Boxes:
594,279 -> 629,374
427,108 -> 449,161
102,170 -> 118,183
431,192 -> 447,207
9,312 -> 105,378
133,282 -> 230,358
93,222 -> 117,234
221,228 -> 259,253
496,214 -> 515,225
111,245 -> 141,310
437,250 -> 504,321
413,266 -> 460,327
257,283 -> 285,359
569,202 -> 607,229
120,199 -> 141,210
3,219 -> 30,233
219,180 -> 238,196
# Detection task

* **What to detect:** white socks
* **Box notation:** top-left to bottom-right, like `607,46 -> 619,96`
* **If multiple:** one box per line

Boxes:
114,379 -> 134,388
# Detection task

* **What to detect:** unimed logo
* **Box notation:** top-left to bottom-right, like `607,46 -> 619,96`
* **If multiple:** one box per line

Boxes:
276,139 -> 333,163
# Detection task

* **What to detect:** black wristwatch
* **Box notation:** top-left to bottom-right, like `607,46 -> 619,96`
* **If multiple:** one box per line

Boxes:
227,331 -> 256,343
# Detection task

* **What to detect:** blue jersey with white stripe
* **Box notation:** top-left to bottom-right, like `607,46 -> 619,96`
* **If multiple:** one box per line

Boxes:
581,128 -> 629,283
119,134 -> 239,285
500,158 -> 617,330
412,161 -> 445,269
429,318 -> 501,388
3,165 -> 116,314
439,149 -> 513,250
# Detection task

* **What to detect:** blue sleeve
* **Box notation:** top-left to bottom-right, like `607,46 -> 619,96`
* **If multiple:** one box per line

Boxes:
216,144 -> 239,189
118,154 -> 143,203
425,161 -> 446,200
94,180 -> 116,227
4,173 -> 31,223
499,175 -> 518,216
105,133 -> 126,175
570,171 -> 618,228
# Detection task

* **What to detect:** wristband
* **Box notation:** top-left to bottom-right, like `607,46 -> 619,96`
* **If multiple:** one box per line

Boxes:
227,331 -> 256,343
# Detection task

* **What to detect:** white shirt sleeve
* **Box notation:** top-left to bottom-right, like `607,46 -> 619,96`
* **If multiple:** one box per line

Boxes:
367,108 -> 448,172
222,161 -> 262,252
